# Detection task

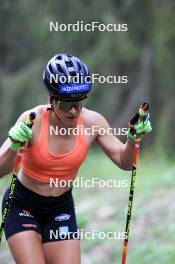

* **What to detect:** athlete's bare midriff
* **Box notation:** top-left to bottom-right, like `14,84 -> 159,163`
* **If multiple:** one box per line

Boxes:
17,106 -> 98,197
18,169 -> 73,196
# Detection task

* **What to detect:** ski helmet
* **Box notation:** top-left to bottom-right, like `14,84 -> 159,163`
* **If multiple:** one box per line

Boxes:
43,54 -> 91,101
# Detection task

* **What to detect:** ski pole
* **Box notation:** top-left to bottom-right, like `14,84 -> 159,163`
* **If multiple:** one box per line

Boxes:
121,103 -> 149,264
0,112 -> 36,243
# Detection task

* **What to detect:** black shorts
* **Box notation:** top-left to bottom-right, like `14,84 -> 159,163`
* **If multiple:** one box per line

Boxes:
2,178 -> 78,243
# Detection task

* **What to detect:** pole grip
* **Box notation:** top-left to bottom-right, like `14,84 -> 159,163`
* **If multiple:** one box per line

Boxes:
25,112 -> 36,128
129,102 -> 149,136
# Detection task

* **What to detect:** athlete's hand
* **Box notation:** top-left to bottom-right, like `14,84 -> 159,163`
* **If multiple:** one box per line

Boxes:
8,120 -> 33,151
127,103 -> 152,141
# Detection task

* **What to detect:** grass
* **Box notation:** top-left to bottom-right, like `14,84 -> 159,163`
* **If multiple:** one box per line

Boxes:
74,148 -> 175,264
0,148 -> 175,263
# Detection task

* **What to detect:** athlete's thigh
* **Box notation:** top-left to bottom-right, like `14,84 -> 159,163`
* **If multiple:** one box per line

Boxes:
43,239 -> 81,264
8,231 -> 46,264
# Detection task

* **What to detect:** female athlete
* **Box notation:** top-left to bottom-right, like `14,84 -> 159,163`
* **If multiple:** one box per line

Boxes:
0,54 -> 152,264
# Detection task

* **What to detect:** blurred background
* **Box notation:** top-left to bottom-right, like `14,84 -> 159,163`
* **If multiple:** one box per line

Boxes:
0,0 -> 175,263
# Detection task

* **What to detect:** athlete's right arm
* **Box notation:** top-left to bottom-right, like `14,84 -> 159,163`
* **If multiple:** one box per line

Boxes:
0,110 -> 31,177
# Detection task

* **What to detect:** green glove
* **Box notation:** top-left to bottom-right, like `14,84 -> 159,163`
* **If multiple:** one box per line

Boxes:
8,121 -> 32,151
127,109 -> 152,142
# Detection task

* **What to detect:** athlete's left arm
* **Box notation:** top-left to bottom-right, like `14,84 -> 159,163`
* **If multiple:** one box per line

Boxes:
95,113 -> 134,171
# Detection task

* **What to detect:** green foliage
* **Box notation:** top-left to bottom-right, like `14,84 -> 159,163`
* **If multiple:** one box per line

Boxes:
74,150 -> 175,263
0,0 -> 174,154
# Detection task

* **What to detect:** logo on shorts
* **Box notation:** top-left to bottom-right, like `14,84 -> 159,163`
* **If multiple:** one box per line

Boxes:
19,210 -> 34,218
59,226 -> 69,236
55,214 -> 71,221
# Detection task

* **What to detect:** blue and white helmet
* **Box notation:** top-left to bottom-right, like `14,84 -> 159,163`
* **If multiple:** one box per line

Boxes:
43,54 -> 91,101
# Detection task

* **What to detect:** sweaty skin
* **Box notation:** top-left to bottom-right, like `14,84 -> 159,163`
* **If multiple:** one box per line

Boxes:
0,103 -> 134,197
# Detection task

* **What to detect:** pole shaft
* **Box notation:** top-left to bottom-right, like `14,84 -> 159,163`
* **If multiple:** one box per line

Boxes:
121,141 -> 140,264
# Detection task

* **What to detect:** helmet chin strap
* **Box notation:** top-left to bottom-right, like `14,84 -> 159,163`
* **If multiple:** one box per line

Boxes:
47,105 -> 62,123
47,96 -> 62,123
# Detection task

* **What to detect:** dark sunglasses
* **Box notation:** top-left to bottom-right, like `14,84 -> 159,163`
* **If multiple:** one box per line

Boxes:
53,98 -> 83,112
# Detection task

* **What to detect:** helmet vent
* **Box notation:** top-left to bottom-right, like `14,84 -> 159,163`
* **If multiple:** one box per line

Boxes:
49,64 -> 53,73
77,62 -> 82,71
57,55 -> 62,60
56,64 -> 64,74
70,71 -> 77,77
66,61 -> 73,67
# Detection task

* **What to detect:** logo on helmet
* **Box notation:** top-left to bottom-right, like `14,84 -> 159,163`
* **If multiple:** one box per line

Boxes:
59,83 -> 90,94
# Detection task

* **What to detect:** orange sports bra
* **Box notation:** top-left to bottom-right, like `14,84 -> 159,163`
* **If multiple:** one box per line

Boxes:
21,105 -> 89,183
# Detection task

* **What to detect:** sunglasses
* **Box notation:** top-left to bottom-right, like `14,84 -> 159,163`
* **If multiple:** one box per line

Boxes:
53,98 -> 83,112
